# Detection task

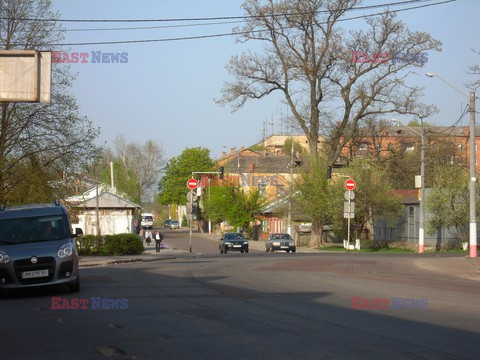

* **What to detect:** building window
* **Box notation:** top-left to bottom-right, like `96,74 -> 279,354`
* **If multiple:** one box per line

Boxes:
359,143 -> 368,151
409,206 -> 414,217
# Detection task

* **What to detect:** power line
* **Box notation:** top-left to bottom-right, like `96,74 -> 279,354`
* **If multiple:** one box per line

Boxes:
60,20 -> 244,32
40,0 -> 456,46
1,0 -> 434,23
427,105 -> 470,137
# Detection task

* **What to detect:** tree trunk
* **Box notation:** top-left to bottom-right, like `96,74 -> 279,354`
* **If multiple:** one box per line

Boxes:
309,219 -> 323,247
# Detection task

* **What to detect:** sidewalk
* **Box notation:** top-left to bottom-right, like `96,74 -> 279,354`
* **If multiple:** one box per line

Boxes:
78,243 -> 188,268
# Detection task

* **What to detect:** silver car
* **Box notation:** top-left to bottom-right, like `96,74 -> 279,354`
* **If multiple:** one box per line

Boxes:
265,233 -> 296,253
0,202 -> 83,297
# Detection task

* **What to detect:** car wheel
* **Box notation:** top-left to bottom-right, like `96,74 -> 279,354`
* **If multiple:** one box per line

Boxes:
292,249 -> 296,253
265,247 -> 269,252
245,248 -> 249,253
69,276 -> 80,293
240,250 -> 244,253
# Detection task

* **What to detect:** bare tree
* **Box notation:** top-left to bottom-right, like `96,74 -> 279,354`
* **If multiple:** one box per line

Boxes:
218,0 -> 440,163
466,49 -> 480,90
112,135 -> 165,203
218,0 -> 440,245
0,0 -> 99,203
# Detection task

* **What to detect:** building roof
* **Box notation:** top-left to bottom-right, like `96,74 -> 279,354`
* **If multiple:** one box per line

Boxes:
223,154 -> 304,174
384,126 -> 480,138
66,188 -> 141,209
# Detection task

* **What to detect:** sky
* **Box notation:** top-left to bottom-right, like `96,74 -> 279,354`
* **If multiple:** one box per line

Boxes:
50,0 -> 480,161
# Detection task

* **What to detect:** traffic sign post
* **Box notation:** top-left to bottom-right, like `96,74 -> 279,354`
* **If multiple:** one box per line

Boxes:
187,178 -> 198,190
343,179 -> 356,251
186,178 -> 198,254
345,179 -> 356,191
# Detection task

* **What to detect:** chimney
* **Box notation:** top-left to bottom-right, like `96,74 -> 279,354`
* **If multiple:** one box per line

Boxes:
222,152 -> 227,158
241,146 -> 245,151
230,147 -> 236,154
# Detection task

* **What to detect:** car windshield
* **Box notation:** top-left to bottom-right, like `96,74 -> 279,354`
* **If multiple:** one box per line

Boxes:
0,215 -> 67,245
271,234 -> 292,240
224,233 -> 244,240
171,221 -> 178,224
142,216 -> 153,221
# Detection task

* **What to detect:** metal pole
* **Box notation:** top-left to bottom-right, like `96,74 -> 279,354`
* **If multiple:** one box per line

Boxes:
189,188 -> 193,253
347,193 -> 351,251
95,185 -> 100,236
288,137 -> 293,236
469,91 -> 477,258
419,127 -> 425,253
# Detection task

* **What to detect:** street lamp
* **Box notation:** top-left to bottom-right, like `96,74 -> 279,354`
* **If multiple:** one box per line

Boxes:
394,120 -> 425,253
426,72 -> 477,258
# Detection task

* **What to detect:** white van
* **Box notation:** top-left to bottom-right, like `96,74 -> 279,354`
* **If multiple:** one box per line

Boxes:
140,213 -> 154,229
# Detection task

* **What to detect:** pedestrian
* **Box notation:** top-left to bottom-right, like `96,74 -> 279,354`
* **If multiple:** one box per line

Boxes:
155,231 -> 163,252
145,229 -> 152,245
139,228 -> 144,242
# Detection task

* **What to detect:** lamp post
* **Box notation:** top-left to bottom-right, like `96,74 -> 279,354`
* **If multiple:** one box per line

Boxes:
394,120 -> 425,253
426,73 -> 477,258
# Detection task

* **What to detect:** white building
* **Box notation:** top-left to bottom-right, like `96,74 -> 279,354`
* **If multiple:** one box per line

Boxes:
65,186 -> 142,235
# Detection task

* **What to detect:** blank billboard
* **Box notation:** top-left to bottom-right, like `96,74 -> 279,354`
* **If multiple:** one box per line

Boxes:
0,50 -> 51,103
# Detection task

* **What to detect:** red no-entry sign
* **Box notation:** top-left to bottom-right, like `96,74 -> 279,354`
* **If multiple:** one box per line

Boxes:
345,179 -> 356,191
187,178 -> 198,190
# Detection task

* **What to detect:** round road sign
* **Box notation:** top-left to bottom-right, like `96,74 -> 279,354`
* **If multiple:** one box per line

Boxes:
187,178 -> 198,190
345,179 -> 356,191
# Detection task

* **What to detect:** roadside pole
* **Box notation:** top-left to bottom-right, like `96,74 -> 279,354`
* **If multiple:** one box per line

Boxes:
347,193 -> 351,251
189,188 -> 193,253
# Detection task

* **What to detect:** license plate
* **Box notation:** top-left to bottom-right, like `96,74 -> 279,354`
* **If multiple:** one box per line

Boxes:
233,245 -> 242,248
281,246 -> 288,249
22,269 -> 49,279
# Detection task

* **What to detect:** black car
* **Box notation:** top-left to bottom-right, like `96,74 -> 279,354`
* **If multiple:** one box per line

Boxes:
163,219 -> 171,228
219,232 -> 249,254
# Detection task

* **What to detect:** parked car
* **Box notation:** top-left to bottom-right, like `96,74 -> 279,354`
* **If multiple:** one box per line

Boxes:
163,219 -> 171,228
0,202 -> 83,297
169,220 -> 179,229
265,233 -> 296,253
219,232 -> 249,254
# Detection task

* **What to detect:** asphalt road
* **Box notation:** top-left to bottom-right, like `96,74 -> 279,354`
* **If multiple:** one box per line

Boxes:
1,229 -> 479,360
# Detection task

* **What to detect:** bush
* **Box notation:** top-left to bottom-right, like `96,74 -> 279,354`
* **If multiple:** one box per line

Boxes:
76,233 -> 144,256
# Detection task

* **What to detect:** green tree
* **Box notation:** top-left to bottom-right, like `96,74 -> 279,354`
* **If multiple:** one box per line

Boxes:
157,147 -> 214,206
282,137 -> 307,156
294,157 -> 338,246
333,159 -> 403,241
203,181 -> 266,233
425,164 -> 480,244
100,160 -> 141,204
0,0 -> 100,204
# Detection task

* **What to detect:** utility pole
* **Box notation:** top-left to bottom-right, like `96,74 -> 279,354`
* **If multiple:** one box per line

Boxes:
469,91 -> 477,258
419,125 -> 425,253
288,135 -> 294,237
